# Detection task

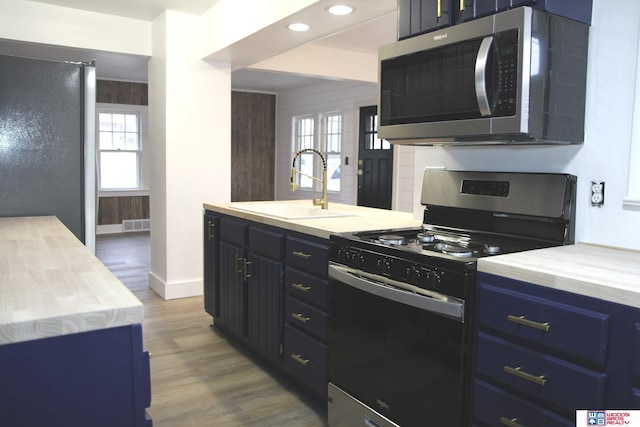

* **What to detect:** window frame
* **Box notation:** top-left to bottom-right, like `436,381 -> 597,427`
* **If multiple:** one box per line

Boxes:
292,111 -> 343,194
96,103 -> 148,195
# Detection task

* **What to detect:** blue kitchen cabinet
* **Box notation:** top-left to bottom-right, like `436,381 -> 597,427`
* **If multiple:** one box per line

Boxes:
203,210 -> 329,402
283,234 -> 330,400
398,0 -> 453,39
217,215 -> 250,339
398,0 -> 592,39
472,272 -> 640,426
216,216 -> 285,364
203,211 -> 219,317
0,324 -> 151,427
246,224 -> 285,364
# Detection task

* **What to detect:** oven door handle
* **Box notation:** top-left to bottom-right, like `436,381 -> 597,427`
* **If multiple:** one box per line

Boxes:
329,264 -> 465,322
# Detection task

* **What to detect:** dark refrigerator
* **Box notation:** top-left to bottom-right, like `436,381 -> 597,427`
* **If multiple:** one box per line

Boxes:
0,54 -> 96,252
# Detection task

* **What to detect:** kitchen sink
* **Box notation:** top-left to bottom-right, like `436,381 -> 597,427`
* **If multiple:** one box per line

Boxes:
230,203 -> 354,220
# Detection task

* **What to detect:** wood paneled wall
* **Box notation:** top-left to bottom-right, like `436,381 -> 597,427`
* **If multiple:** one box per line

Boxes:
97,80 -> 148,105
96,80 -> 149,226
231,91 -> 276,202
98,196 -> 150,225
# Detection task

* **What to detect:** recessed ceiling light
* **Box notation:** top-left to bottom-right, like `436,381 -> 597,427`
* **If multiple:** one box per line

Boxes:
287,23 -> 310,32
328,5 -> 354,15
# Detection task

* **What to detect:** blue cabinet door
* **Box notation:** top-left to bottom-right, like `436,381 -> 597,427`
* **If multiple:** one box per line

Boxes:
0,324 -> 151,427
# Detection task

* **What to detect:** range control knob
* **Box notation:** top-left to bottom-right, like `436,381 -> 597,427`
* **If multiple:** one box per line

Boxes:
414,266 -> 431,283
381,258 -> 392,275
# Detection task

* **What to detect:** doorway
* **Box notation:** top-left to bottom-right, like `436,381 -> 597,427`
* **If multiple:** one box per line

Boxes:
357,105 -> 393,209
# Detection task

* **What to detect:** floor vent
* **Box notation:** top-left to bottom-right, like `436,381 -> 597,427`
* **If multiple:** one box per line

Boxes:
122,219 -> 150,232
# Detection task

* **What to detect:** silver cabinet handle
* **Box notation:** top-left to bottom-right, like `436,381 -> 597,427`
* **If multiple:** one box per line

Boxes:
292,251 -> 311,259
507,315 -> 551,332
504,365 -> 547,386
501,417 -> 525,427
290,354 -> 310,366
292,283 -> 311,292
291,313 -> 311,323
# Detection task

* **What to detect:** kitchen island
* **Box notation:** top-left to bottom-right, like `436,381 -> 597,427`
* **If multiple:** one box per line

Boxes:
203,199 -> 422,239
473,243 -> 640,425
202,200 -> 420,402
0,216 -> 151,427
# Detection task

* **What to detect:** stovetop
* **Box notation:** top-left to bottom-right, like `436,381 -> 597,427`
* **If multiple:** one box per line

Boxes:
350,225 -> 556,261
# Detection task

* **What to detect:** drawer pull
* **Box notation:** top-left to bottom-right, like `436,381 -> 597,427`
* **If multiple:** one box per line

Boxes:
504,366 -> 547,386
291,313 -> 311,323
292,283 -> 311,292
244,259 -> 251,279
234,255 -> 242,274
500,417 -> 524,427
207,220 -> 215,240
290,353 -> 310,366
507,315 -> 550,332
292,251 -> 312,260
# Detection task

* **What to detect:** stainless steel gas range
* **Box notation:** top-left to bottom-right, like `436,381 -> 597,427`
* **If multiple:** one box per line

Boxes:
327,170 -> 576,427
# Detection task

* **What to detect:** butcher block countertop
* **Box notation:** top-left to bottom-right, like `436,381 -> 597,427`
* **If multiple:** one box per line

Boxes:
478,243 -> 640,308
0,216 -> 143,345
203,200 -> 422,239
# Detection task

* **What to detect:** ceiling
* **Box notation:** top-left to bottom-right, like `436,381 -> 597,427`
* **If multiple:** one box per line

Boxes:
0,0 -> 397,91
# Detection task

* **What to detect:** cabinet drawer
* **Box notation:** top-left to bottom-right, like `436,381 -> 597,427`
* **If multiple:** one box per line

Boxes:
476,332 -> 606,412
284,324 -> 327,399
473,378 -> 573,427
286,236 -> 329,277
285,267 -> 329,310
249,225 -> 284,258
285,295 -> 328,342
220,217 -> 247,246
478,282 -> 609,366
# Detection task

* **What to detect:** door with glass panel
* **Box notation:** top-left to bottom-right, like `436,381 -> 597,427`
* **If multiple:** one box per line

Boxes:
357,105 -> 393,209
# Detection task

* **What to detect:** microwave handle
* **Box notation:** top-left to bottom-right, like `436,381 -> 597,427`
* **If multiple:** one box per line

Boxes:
475,36 -> 494,117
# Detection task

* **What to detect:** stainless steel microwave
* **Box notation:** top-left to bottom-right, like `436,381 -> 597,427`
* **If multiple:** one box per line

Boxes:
378,7 -> 589,145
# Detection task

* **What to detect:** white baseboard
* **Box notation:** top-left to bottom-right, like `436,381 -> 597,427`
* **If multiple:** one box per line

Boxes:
97,224 -> 125,235
148,271 -> 203,300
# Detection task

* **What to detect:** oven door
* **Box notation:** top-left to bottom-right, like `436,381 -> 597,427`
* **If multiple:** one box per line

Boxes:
328,263 -> 469,427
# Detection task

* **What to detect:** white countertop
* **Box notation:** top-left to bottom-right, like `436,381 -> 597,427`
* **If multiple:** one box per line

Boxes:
203,200 -> 422,239
0,216 -> 144,345
478,243 -> 640,308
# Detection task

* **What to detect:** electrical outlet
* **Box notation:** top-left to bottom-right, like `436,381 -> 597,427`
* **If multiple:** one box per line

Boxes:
590,181 -> 605,207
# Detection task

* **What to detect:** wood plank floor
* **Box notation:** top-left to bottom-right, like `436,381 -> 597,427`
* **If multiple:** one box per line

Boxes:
96,233 -> 328,427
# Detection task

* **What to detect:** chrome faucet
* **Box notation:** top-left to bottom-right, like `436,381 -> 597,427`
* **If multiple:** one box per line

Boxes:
290,148 -> 328,210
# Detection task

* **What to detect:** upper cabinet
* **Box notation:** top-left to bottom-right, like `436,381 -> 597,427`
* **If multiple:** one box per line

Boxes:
397,0 -> 593,40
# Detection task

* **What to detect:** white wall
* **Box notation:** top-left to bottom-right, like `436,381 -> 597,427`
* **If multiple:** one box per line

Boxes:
148,11 -> 232,299
273,78 -> 416,211
0,0 -> 151,56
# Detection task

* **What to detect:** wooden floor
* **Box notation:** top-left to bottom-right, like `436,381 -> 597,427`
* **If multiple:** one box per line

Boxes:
96,233 -> 328,427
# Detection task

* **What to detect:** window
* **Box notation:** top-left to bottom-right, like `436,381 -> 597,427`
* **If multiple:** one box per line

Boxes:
292,112 -> 343,193
97,106 -> 144,190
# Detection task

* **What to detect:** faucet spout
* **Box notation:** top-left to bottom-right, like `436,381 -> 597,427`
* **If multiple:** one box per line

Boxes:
291,148 -> 329,210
